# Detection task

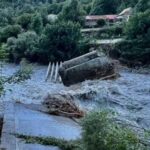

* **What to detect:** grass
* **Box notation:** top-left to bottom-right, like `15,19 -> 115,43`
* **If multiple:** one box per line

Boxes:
15,134 -> 83,150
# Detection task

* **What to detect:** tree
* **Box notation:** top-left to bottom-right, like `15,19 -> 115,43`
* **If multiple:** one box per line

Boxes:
17,13 -> 32,30
31,13 -> 43,34
59,0 -> 85,24
90,0 -> 118,15
0,25 -> 22,43
39,21 -> 81,63
135,0 -> 150,13
116,10 -> 150,64
5,31 -> 39,63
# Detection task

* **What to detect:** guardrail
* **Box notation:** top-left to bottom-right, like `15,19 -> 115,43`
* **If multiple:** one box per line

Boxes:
45,62 -> 62,83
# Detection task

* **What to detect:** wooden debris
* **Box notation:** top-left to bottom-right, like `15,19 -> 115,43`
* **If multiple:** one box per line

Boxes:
43,94 -> 84,118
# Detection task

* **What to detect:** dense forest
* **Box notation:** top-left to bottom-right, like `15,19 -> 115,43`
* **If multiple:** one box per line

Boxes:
0,0 -> 149,64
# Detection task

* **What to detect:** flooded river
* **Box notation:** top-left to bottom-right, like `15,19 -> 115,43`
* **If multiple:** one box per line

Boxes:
1,63 -> 150,129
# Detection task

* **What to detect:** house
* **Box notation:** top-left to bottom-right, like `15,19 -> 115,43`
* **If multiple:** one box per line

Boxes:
117,7 -> 133,21
85,15 -> 117,27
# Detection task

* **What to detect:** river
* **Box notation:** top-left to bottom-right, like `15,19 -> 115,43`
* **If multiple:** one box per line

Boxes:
0,62 -> 150,129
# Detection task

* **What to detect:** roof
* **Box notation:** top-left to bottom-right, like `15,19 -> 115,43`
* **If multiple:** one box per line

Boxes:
119,7 -> 132,16
85,15 -> 117,21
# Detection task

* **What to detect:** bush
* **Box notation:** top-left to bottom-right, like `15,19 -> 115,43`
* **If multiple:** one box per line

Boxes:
5,31 -> 39,63
97,19 -> 106,27
90,0 -> 118,15
124,10 -> 150,39
31,13 -> 43,34
0,25 -> 22,43
117,10 -> 150,65
97,26 -> 123,38
16,13 -> 32,30
39,21 -> 82,63
81,111 -> 148,150
116,39 -> 150,64
59,0 -> 85,25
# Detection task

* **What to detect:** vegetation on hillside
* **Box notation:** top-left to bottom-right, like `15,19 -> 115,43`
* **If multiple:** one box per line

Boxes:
0,0 -> 149,65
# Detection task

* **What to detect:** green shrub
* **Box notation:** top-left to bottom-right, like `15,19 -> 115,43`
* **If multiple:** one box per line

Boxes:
6,59 -> 33,83
59,0 -> 85,25
97,19 -> 106,27
0,25 -> 22,43
5,31 -> 39,63
16,13 -> 32,30
97,26 -> 123,38
39,21 -> 82,63
117,10 -> 150,65
81,111 -> 148,150
31,13 -> 43,34
90,0 -> 118,15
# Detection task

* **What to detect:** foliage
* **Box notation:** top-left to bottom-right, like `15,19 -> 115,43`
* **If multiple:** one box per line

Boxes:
6,59 -> 33,83
47,2 -> 64,14
5,31 -> 39,63
15,134 -> 82,150
97,25 -> 123,38
117,0 -> 138,12
15,111 -> 150,150
31,13 -> 43,34
81,111 -> 149,150
39,21 -> 82,63
59,0 -> 85,25
0,25 -> 22,43
16,13 -> 32,30
97,19 -> 106,27
90,0 -> 118,15
117,10 -> 150,64
135,0 -> 150,13
124,10 -> 150,39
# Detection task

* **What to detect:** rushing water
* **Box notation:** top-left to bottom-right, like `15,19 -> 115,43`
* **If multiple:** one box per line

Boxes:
1,62 -> 150,129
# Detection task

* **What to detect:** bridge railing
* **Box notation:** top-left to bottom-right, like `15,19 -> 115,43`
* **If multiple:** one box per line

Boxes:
45,62 -> 62,83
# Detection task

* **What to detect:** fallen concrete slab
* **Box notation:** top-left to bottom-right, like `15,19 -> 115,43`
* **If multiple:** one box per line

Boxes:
18,141 -> 60,150
59,55 -> 116,86
1,103 -> 81,150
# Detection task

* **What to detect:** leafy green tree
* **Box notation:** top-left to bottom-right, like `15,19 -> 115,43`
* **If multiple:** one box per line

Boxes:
17,13 -> 32,30
124,10 -> 150,39
59,0 -> 85,24
39,21 -> 81,63
31,13 -> 43,34
0,25 -> 22,43
116,10 -> 150,64
5,31 -> 39,63
47,3 -> 63,14
117,0 -> 138,12
90,0 -> 118,15
135,0 -> 150,12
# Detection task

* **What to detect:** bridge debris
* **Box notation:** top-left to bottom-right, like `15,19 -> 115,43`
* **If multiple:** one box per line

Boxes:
43,94 -> 84,118
59,51 -> 117,86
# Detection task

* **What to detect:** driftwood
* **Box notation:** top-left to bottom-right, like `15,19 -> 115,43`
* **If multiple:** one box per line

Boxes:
59,55 -> 116,86
43,94 -> 84,118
